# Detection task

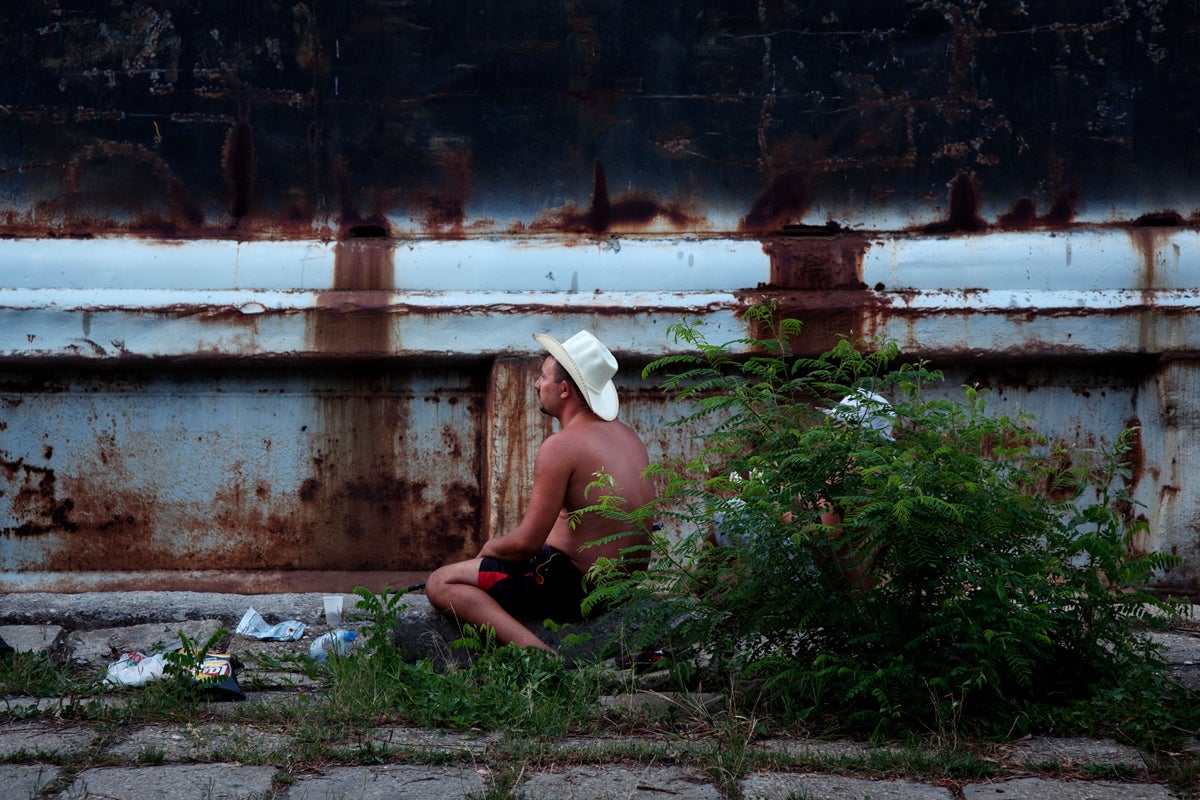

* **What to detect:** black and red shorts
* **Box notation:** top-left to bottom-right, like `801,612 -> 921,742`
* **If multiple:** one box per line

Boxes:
478,545 -> 590,622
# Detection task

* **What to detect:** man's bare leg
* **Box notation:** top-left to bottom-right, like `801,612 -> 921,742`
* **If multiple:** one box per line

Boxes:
424,559 -> 556,652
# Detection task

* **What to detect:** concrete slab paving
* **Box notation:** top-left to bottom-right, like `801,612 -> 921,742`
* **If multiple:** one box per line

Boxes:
107,722 -> 293,763
364,725 -> 500,754
0,695 -> 100,716
757,737 -> 914,761
67,619 -> 228,665
201,690 -> 318,717
1005,737 -> 1148,770
0,720 -> 98,758
517,765 -> 722,800
553,733 -> 699,760
597,690 -> 723,717
281,764 -> 486,799
0,624 -> 64,654
741,772 -> 955,799
961,777 -> 1174,799
1150,629 -> 1200,690
1148,629 -> 1200,663
58,764 -> 278,800
0,763 -> 61,799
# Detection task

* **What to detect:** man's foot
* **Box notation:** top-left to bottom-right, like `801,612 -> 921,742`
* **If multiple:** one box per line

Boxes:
0,636 -> 14,658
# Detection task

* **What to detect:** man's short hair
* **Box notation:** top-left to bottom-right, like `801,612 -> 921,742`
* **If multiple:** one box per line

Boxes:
552,359 -> 582,397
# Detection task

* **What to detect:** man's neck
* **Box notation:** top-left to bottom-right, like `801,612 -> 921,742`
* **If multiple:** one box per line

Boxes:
557,403 -> 600,429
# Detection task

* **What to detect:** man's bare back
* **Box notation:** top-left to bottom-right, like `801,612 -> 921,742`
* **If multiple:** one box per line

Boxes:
542,415 -> 656,574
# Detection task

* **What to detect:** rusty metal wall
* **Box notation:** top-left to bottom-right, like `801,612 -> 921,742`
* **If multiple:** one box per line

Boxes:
0,364 -> 486,588
2,1 -> 1200,593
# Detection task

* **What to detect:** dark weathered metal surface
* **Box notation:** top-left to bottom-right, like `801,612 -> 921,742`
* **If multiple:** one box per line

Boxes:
2,1 -> 1198,237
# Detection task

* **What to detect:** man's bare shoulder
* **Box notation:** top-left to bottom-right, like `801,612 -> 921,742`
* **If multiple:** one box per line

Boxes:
545,417 -> 645,449
536,420 -> 646,474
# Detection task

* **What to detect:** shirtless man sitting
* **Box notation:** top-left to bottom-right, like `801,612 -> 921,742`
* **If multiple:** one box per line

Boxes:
424,330 -> 657,652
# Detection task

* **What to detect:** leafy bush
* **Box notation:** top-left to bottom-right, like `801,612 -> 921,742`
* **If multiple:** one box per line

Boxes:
598,304 -> 1192,742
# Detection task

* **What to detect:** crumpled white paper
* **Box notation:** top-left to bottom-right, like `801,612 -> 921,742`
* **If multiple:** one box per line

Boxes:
235,607 -> 306,641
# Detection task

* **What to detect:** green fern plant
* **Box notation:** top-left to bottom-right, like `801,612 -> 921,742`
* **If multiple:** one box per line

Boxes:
160,627 -> 231,699
594,302 -> 1191,743
351,585 -> 408,661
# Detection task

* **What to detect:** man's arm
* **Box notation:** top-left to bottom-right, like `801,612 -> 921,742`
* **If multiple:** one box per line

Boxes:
477,433 -> 573,562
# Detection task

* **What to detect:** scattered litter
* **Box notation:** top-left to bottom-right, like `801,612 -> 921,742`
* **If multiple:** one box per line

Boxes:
309,629 -> 357,662
235,607 -> 306,641
188,651 -> 246,701
323,595 -> 344,625
104,649 -> 246,701
105,651 -> 166,687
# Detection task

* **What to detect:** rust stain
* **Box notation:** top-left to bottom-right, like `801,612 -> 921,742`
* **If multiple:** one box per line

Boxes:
530,160 -> 703,233
923,172 -> 987,233
739,169 -> 810,233
298,477 -> 320,502
331,157 -> 394,238
996,197 -> 1038,229
1126,223 -> 1180,291
25,435 -> 159,571
755,291 -> 890,358
44,142 -> 207,236
759,235 -> 871,291
482,357 -> 550,536
222,104 -> 256,220
309,238 -> 396,356
996,188 -> 1079,230
293,391 -> 484,570
300,243 -> 489,572
1042,188 -> 1079,227
0,457 -> 77,537
10,396 -> 483,575
418,138 -> 473,233
739,233 -> 885,356
1134,210 -> 1185,227
32,504 -> 149,571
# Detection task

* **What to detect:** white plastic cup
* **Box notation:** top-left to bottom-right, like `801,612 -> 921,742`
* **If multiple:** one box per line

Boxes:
323,595 -> 344,626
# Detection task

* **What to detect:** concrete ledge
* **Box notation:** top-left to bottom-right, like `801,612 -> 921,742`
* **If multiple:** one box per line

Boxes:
0,590 -> 648,669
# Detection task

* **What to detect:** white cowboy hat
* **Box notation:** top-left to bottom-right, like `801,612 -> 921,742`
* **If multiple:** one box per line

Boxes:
532,330 -> 620,420
822,389 -> 895,439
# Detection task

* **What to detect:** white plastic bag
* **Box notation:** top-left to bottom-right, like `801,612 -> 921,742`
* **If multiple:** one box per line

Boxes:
235,607 -> 306,641
105,651 -> 166,687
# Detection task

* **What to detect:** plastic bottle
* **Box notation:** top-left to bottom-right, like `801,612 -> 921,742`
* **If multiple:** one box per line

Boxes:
309,629 -> 357,662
